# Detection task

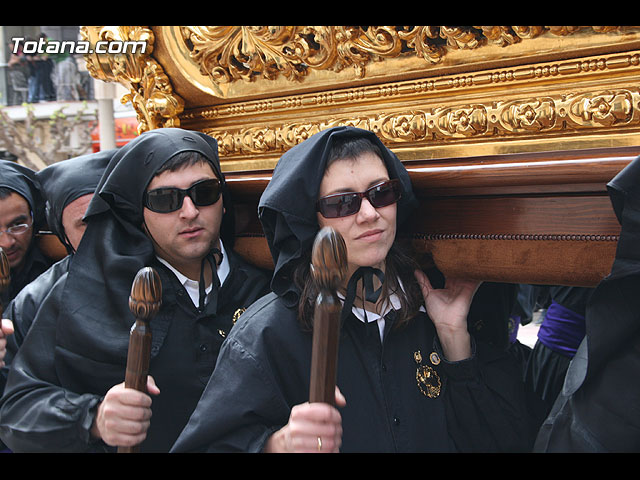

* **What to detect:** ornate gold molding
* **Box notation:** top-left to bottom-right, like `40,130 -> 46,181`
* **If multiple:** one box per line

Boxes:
200,85 -> 640,163
80,26 -> 184,133
181,26 -> 638,83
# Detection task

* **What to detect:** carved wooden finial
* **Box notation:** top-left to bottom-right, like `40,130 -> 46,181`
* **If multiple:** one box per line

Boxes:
128,267 -> 162,320
311,227 -> 348,292
309,227 -> 348,406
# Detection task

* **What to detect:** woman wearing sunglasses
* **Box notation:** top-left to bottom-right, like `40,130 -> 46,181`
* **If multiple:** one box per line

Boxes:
173,126 -> 541,453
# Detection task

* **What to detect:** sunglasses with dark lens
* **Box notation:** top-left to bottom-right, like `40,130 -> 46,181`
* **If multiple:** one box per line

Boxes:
317,179 -> 402,218
144,178 -> 222,213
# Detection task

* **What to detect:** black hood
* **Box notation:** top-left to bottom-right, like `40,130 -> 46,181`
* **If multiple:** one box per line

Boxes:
0,160 -> 45,232
36,149 -> 116,252
565,155 -> 640,393
604,155 -> 640,280
258,126 -> 418,307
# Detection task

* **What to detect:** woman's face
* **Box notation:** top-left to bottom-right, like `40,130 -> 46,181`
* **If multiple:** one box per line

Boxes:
317,152 -> 397,280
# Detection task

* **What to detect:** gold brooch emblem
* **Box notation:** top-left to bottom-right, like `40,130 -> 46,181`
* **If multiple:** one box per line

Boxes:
414,350 -> 441,398
429,351 -> 440,365
232,308 -> 246,324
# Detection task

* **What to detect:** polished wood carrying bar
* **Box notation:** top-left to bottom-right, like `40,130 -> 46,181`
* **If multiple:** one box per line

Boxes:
79,26 -> 640,287
225,145 -> 638,286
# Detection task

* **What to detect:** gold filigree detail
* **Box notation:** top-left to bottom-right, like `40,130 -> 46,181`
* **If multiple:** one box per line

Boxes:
178,26 -> 638,84
232,308 -> 246,323
80,26 -> 184,133
414,350 -> 441,398
206,87 -> 640,158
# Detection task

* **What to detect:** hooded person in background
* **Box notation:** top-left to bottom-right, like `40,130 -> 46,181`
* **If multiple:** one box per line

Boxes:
1,149 -> 116,386
172,126 -> 542,453
0,160 -> 52,305
534,155 -> 640,452
0,128 -> 271,452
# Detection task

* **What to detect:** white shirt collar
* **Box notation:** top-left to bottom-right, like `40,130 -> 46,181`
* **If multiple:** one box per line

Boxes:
157,240 -> 229,307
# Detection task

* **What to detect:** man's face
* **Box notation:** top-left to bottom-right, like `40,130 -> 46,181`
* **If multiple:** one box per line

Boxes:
0,192 -> 33,271
143,161 -> 224,280
61,193 -> 93,252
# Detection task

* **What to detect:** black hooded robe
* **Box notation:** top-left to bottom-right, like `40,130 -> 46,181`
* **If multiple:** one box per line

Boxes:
534,155 -> 640,452
0,129 -> 271,452
1,150 -> 116,393
172,126 -> 542,453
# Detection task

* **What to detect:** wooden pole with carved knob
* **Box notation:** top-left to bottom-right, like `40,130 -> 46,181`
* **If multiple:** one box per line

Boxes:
117,266 -> 162,453
309,227 -> 348,405
0,248 -> 10,318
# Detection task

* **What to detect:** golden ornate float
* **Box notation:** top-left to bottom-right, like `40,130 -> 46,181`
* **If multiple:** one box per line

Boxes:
80,26 -> 640,286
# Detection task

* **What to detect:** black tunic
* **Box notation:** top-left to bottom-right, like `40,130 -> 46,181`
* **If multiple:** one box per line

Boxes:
172,292 -> 540,453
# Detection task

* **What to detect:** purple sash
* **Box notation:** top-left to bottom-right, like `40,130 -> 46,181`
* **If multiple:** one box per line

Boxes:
538,300 -> 586,357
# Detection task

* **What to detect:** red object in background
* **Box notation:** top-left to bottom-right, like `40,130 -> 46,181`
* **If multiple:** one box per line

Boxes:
90,115 -> 139,152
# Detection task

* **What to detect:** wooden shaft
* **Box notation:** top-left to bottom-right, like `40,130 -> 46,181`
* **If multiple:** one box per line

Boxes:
124,319 -> 152,392
0,248 -> 10,318
309,292 -> 342,404
117,267 -> 161,454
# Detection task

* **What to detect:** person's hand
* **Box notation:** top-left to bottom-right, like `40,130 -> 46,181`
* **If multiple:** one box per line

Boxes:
0,319 -> 14,368
91,375 -> 160,447
264,387 -> 346,453
414,270 -> 481,361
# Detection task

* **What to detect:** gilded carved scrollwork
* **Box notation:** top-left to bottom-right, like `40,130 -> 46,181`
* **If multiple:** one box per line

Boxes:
80,26 -> 184,133
180,26 -> 638,83
79,25 -> 640,155
208,87 -> 640,157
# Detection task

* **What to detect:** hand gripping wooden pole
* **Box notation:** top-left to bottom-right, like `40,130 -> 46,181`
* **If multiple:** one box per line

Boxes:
118,266 -> 162,453
0,248 -> 10,318
309,227 -> 348,405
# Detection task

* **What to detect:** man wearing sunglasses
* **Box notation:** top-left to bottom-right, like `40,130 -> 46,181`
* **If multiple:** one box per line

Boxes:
0,129 -> 271,452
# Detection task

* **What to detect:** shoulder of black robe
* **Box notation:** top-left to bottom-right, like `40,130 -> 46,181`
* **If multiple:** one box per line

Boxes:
36,149 -> 116,253
535,155 -> 640,452
257,126 -> 418,308
172,291 -> 305,453
58,128 -> 232,369
0,255 -> 71,393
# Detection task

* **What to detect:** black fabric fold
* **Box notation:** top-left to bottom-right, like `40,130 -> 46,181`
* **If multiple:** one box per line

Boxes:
341,266 -> 385,324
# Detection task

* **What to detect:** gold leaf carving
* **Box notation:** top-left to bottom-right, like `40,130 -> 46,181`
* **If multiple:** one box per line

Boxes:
207,87 -> 640,158
80,26 -> 184,133
433,105 -> 488,138
179,26 -> 639,85
565,90 -> 635,127
499,99 -> 557,132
